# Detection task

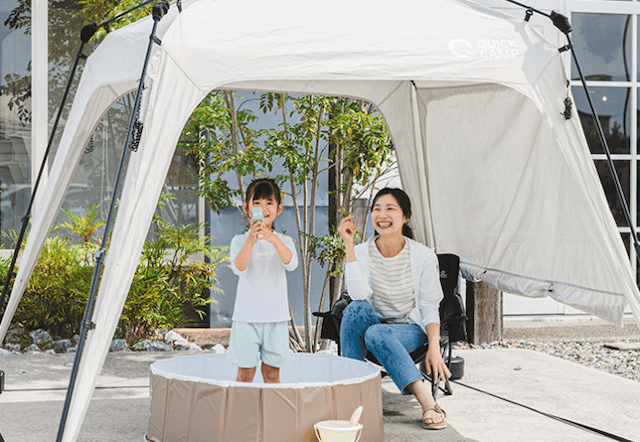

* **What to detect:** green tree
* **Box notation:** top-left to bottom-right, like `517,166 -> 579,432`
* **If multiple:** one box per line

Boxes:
119,196 -> 228,342
182,91 -> 395,351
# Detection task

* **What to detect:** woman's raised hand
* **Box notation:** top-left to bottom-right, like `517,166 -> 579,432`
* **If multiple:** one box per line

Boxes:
337,216 -> 357,245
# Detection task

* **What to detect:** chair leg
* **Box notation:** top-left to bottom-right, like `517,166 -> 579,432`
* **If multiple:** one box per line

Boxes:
419,367 -> 452,398
425,344 -> 453,397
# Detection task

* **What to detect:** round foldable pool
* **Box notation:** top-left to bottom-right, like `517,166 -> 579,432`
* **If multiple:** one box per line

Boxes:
146,353 -> 383,442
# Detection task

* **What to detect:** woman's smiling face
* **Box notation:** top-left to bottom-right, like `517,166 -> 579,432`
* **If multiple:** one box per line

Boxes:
371,194 -> 408,237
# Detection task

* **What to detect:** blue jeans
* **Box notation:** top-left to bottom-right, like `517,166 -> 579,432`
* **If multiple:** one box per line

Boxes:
340,300 -> 427,394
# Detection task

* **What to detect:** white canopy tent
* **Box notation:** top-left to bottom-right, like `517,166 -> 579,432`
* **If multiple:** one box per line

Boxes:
1,0 -> 639,440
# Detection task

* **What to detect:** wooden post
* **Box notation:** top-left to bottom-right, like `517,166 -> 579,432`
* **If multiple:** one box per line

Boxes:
465,279 -> 503,344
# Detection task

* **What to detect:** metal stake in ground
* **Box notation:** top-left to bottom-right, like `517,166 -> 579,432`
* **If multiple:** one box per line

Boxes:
55,2 -> 170,441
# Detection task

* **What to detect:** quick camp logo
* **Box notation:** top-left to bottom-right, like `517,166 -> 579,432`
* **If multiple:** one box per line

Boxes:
449,38 -> 520,59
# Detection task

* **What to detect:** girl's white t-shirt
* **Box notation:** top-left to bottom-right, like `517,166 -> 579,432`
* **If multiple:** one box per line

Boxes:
230,231 -> 298,323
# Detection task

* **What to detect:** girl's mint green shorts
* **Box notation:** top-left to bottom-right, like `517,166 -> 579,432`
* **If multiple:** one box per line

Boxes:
226,321 -> 291,368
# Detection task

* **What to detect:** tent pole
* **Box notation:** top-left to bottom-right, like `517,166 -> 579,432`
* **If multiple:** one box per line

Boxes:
502,1 -> 640,265
55,2 -> 170,441
96,0 -> 156,33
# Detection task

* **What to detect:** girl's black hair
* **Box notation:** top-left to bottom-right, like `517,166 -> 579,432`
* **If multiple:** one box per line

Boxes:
371,187 -> 414,239
245,178 -> 282,204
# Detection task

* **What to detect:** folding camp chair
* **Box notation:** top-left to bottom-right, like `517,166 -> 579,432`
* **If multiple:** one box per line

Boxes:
314,253 -> 467,398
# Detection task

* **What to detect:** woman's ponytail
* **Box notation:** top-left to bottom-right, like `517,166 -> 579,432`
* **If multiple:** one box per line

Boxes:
402,223 -> 414,239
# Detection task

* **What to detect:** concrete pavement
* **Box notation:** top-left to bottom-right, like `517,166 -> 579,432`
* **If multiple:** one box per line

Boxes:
1,316 -> 639,442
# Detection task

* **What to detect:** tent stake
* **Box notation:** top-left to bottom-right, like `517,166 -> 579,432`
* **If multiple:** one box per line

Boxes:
55,2 -> 170,441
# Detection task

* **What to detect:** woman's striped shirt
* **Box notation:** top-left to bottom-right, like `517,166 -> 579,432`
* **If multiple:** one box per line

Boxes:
368,238 -> 415,323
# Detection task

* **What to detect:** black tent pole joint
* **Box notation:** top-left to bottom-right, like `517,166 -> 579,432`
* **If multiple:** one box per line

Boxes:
152,0 -> 170,21
550,11 -> 572,35
80,23 -> 98,43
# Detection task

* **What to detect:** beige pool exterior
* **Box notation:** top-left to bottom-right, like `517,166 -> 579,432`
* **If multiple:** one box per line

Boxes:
147,353 -> 383,442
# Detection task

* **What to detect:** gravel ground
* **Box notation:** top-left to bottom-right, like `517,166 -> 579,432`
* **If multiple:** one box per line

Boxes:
453,340 -> 640,382
456,314 -> 640,383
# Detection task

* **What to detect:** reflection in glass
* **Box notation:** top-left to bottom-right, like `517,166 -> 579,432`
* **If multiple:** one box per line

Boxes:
55,96 -> 133,238
571,13 -> 631,82
636,162 -> 640,227
55,93 -> 201,243
595,160 -> 630,226
0,0 -> 31,239
573,86 -> 630,154
48,3 -> 98,163
159,148 -> 200,227
15,0 -> 199,244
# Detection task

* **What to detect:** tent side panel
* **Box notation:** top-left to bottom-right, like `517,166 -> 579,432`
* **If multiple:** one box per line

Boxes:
420,83 -> 630,323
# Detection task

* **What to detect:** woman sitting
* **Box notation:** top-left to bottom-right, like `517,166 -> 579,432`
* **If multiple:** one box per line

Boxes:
337,187 -> 451,430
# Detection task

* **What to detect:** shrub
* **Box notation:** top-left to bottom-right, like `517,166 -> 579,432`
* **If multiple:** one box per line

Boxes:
116,208 -> 228,343
3,197 -> 228,347
13,237 -> 94,338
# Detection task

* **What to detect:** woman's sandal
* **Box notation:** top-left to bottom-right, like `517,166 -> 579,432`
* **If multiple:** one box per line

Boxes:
422,404 -> 447,430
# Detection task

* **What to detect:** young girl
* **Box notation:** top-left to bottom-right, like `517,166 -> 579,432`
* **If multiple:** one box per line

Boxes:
227,178 -> 298,383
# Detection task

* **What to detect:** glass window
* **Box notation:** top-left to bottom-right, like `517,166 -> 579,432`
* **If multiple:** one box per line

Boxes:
48,1 -> 95,161
0,0 -> 31,236
44,3 -> 199,241
55,96 -> 132,233
160,148 -> 200,227
595,160 -> 630,226
571,13 -> 632,83
55,93 -> 201,240
621,232 -> 630,257
573,86 -> 630,154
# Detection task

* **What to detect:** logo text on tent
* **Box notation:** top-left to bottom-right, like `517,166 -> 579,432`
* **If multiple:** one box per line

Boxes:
449,38 -> 520,59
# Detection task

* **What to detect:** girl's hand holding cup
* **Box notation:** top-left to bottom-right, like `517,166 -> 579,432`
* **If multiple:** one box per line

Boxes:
247,220 -> 263,243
